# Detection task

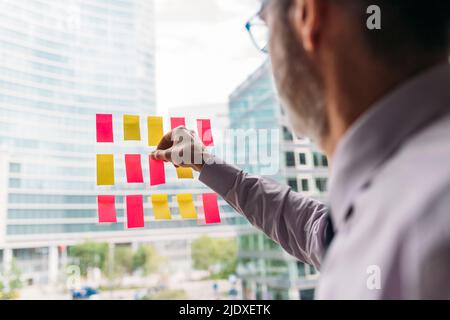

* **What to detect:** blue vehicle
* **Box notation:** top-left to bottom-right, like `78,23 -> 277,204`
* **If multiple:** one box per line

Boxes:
71,287 -> 100,300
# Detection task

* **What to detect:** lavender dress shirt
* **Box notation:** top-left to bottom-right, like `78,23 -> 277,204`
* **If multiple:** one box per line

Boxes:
199,63 -> 450,299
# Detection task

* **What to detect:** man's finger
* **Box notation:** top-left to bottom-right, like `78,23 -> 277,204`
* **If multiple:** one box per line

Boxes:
151,149 -> 172,162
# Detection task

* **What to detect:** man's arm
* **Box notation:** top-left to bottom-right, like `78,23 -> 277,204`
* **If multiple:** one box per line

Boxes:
151,127 -> 332,269
200,159 -> 331,269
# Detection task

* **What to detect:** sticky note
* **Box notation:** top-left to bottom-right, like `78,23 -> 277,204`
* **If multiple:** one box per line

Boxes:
197,119 -> 214,146
123,115 -> 141,141
148,116 -> 164,146
97,195 -> 117,223
176,167 -> 194,179
125,154 -> 144,183
126,195 -> 145,228
170,117 -> 186,129
96,114 -> 114,143
149,157 -> 166,186
151,195 -> 171,220
202,193 -> 221,224
177,194 -> 197,219
96,154 -> 115,185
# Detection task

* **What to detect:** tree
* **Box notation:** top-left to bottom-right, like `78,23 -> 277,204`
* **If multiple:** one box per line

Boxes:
132,245 -> 162,275
68,241 -> 109,276
191,236 -> 237,279
8,259 -> 23,291
0,259 -> 22,300
113,246 -> 134,276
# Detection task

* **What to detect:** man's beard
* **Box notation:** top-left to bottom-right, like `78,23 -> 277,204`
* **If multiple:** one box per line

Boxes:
270,13 -> 328,143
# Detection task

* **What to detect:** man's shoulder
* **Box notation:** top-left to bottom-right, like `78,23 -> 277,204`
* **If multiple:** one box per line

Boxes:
368,111 -> 450,216
367,113 -> 450,211
347,113 -> 450,260
383,111 -> 450,179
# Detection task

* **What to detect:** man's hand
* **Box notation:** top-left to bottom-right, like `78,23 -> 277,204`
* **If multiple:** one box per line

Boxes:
150,126 -> 211,172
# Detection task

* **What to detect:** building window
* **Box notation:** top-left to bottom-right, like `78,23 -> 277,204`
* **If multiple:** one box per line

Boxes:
322,155 -> 329,167
9,179 -> 21,188
299,153 -> 307,165
9,163 -> 21,173
263,236 -> 279,250
313,153 -> 320,167
300,289 -> 315,300
283,127 -> 293,141
315,178 -> 328,192
285,152 -> 296,167
287,178 -> 298,192
270,289 -> 288,300
309,266 -> 317,275
297,261 -> 306,277
313,152 -> 329,167
256,284 -> 263,300
301,179 -> 310,192
313,153 -> 318,167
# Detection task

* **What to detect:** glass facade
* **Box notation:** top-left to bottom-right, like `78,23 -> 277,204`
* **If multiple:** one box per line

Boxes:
0,0 -> 155,237
230,61 -> 328,300
228,63 -> 279,176
0,0 -> 248,284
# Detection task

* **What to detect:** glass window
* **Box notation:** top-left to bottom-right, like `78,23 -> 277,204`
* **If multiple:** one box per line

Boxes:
263,236 -> 279,250
299,153 -> 307,165
283,126 -> 293,141
310,266 -> 317,275
313,152 -> 328,167
265,259 -> 289,277
297,261 -> 306,277
287,178 -> 298,192
255,284 -> 263,300
300,289 -> 315,300
9,178 -> 21,188
0,1 -> 330,296
313,153 -> 320,167
322,155 -> 329,167
239,235 -> 251,251
315,178 -> 328,192
301,179 -> 310,192
9,163 -> 21,173
269,289 -> 289,300
285,152 -> 296,167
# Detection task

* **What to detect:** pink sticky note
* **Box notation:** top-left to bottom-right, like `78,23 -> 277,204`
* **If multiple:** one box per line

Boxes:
97,195 -> 117,223
126,195 -> 144,228
125,154 -> 144,183
202,193 -> 221,224
96,114 -> 114,143
197,119 -> 214,146
149,156 -> 166,186
171,117 -> 186,129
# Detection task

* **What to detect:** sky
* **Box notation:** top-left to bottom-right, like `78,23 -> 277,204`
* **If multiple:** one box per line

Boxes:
154,0 -> 265,113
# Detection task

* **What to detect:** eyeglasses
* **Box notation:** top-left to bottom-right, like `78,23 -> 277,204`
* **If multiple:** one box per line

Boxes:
245,0 -> 270,54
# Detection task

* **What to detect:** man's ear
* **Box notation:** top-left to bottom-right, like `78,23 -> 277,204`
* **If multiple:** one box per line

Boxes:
290,0 -> 325,52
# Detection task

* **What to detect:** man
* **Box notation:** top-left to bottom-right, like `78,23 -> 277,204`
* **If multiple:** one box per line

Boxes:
152,0 -> 450,299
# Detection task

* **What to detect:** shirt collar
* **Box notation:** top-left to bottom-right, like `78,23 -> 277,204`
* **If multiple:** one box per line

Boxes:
329,63 -> 450,231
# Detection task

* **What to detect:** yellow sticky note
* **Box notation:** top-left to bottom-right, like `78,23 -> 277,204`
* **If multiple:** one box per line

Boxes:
96,154 -> 115,185
151,195 -> 171,220
176,194 -> 197,219
123,115 -> 141,141
176,167 -> 194,179
148,116 -> 164,146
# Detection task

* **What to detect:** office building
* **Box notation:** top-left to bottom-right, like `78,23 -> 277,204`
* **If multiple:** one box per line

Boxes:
229,61 -> 329,300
